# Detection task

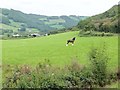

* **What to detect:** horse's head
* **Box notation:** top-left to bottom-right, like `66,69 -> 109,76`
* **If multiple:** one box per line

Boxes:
72,37 -> 76,40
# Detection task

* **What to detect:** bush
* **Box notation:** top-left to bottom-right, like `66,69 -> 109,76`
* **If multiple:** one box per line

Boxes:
3,60 -> 67,89
117,68 -> 120,80
79,31 -> 114,37
63,60 -> 84,88
89,45 -> 109,87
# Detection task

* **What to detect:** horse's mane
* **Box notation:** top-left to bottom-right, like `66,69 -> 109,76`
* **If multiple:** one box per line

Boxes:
72,37 -> 76,40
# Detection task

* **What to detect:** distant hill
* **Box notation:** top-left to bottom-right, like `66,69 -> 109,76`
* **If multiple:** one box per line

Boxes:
77,5 -> 119,33
0,8 -> 87,35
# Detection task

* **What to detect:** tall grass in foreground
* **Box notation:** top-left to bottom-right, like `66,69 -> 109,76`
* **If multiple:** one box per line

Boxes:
2,46 -> 118,89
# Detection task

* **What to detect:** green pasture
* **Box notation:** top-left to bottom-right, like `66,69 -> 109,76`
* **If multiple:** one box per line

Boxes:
44,19 -> 65,25
0,23 -> 40,33
2,31 -> 118,70
9,20 -> 22,28
0,23 -> 18,31
50,25 -> 65,29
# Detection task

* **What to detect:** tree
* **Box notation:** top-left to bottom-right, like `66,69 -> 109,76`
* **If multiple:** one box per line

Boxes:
18,27 -> 26,32
1,16 -> 10,25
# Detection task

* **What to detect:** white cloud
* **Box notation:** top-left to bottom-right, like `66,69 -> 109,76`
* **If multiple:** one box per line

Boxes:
0,0 -> 119,16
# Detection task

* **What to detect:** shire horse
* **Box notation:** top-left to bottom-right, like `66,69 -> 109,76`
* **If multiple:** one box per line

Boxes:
66,37 -> 76,46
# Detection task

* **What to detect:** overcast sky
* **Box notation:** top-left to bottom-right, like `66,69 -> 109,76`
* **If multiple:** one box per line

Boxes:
0,0 -> 119,16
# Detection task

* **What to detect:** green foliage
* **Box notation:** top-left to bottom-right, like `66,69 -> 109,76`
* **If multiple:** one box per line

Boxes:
18,27 -> 26,32
2,29 -> 13,34
89,45 -> 109,87
70,27 -> 80,31
1,16 -> 10,25
48,27 -> 80,35
79,31 -> 114,37
77,5 -> 119,33
60,16 -> 78,28
3,60 -> 67,88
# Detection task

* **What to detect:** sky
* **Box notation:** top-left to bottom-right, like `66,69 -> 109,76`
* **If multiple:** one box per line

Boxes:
0,0 -> 119,16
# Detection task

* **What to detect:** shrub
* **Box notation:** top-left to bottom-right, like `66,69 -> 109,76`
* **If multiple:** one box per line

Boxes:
79,30 -> 114,37
117,68 -> 120,80
89,45 -> 109,87
108,71 -> 117,84
63,60 -> 84,88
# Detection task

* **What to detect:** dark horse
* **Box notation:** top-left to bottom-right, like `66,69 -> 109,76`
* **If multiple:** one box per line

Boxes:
66,37 -> 76,46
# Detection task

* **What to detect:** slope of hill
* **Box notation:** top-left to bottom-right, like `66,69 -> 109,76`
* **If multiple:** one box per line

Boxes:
0,8 -> 87,35
77,5 -> 119,33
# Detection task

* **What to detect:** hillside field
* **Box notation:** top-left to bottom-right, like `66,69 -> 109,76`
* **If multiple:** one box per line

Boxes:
2,31 -> 118,70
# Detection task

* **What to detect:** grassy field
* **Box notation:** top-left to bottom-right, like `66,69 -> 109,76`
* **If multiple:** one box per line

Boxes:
0,24 -> 18,31
0,23 -> 40,34
2,31 -> 118,70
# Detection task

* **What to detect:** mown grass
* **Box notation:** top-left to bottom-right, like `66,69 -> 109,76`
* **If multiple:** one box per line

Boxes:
2,31 -> 118,71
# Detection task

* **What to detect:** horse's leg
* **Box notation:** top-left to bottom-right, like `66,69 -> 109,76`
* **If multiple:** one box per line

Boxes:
66,41 -> 69,46
72,42 -> 74,46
